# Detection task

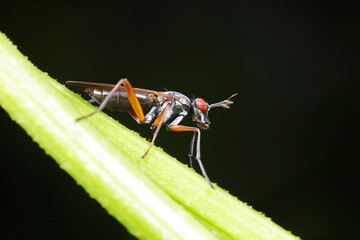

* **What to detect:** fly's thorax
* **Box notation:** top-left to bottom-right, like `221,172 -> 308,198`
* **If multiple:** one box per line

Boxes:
158,91 -> 191,113
143,91 -> 192,126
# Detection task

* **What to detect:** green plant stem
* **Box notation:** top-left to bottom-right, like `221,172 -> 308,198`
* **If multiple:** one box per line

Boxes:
0,31 -> 300,240
0,32 -> 215,240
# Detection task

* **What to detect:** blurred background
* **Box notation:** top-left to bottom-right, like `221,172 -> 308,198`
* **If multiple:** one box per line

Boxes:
0,1 -> 359,239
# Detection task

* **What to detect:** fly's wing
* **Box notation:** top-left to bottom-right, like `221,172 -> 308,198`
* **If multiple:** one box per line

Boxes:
66,81 -> 168,112
66,81 -> 111,92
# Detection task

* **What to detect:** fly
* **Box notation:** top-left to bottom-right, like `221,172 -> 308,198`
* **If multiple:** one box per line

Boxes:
66,79 -> 236,188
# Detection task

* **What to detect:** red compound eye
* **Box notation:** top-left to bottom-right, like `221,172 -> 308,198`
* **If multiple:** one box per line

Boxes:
195,98 -> 209,113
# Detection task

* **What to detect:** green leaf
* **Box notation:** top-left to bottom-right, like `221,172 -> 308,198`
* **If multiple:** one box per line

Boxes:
0,31 -> 300,240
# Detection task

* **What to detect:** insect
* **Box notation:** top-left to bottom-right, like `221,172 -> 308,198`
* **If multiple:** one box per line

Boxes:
66,79 -> 236,188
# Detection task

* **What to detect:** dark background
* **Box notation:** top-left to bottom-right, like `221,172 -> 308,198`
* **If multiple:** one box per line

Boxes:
1,1 -> 359,239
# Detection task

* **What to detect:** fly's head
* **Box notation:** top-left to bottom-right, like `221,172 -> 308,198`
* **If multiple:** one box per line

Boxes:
191,98 -> 211,129
191,94 -> 238,130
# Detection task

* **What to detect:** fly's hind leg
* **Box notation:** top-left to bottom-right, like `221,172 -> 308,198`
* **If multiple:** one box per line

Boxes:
77,78 -> 145,123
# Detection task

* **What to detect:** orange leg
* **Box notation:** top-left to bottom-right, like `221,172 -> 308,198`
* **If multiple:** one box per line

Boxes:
168,125 -> 214,189
77,78 -> 145,123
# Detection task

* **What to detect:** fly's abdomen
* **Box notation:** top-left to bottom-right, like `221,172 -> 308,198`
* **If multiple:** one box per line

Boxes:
88,87 -> 155,112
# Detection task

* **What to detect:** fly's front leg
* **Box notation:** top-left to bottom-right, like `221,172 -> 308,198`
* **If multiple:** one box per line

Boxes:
188,132 -> 196,169
168,125 -> 214,189
77,78 -> 145,123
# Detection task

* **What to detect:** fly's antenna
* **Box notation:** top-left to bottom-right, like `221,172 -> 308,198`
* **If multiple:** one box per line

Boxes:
209,93 -> 238,109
